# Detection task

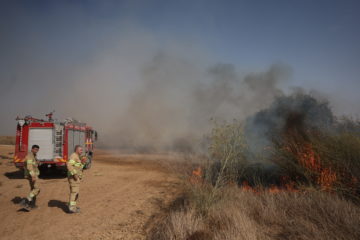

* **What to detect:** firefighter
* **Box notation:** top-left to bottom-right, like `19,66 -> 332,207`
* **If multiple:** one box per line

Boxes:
19,145 -> 41,210
66,145 -> 86,213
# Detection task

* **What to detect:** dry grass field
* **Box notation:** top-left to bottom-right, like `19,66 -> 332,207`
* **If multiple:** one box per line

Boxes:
148,183 -> 360,240
0,145 -> 180,240
0,136 -> 15,145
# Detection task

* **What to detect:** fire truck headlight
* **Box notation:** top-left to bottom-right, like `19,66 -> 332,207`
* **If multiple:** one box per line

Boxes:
18,120 -> 25,127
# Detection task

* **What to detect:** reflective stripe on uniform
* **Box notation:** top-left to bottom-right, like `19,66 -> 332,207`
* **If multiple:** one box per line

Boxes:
69,159 -> 84,168
70,201 -> 76,206
68,159 -> 76,164
74,161 -> 84,168
74,162 -> 83,168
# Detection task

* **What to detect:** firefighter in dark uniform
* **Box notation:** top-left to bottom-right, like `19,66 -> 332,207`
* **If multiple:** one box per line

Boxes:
66,145 -> 86,213
19,145 -> 40,210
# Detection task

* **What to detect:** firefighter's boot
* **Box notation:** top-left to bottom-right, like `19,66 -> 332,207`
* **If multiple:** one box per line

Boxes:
68,205 -> 80,214
29,196 -> 38,209
19,198 -> 30,208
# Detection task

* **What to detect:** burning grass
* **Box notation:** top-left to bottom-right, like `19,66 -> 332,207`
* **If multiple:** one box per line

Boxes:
273,130 -> 360,200
148,163 -> 360,240
202,94 -> 360,200
147,184 -> 360,240
147,93 -> 360,240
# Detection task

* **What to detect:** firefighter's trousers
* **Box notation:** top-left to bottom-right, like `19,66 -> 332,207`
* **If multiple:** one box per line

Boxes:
28,178 -> 40,199
68,176 -> 81,208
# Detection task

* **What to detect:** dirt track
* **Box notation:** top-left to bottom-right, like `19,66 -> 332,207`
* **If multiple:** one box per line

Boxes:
0,145 -> 179,240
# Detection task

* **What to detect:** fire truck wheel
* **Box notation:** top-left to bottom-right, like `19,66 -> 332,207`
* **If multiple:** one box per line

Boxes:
20,168 -> 25,178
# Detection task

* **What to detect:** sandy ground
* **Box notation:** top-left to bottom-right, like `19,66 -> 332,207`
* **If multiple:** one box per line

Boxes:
0,145 -> 180,240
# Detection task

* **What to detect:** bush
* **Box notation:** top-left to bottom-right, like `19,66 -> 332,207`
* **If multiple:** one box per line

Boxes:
205,120 -> 248,187
271,127 -> 360,201
311,131 -> 360,198
205,111 -> 360,201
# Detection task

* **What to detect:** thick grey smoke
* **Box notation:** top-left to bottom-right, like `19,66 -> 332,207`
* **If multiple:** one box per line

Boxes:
106,52 -> 292,151
244,92 -> 335,155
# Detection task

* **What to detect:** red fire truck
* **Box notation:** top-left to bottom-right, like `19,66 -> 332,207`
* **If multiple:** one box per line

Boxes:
14,113 -> 97,171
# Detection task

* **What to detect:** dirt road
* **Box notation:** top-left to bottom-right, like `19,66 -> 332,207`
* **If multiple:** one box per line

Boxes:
0,145 -> 179,240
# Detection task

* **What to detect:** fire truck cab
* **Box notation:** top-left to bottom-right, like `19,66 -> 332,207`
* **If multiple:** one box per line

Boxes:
14,113 -> 97,171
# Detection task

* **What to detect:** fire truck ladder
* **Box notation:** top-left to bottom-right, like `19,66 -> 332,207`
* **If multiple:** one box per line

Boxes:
54,125 -> 63,157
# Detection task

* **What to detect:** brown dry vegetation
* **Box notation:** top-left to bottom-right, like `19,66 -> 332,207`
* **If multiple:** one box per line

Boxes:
0,136 -> 15,145
147,177 -> 360,240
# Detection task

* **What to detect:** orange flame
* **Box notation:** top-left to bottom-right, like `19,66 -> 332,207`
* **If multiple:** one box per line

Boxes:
190,167 -> 203,184
192,167 -> 202,177
297,143 -> 337,191
241,181 -> 254,192
240,180 -> 298,194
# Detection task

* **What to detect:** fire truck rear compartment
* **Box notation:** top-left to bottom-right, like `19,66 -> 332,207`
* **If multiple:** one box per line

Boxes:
29,128 -> 54,161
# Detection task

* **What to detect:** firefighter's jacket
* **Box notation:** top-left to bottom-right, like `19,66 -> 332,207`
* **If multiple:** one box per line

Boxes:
67,153 -> 85,178
24,152 -> 40,179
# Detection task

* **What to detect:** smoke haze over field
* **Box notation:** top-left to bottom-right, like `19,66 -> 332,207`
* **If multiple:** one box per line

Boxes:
111,55 -> 291,150
1,1 -> 360,151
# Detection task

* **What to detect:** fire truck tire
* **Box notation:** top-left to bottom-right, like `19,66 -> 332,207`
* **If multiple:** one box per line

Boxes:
19,168 -> 25,178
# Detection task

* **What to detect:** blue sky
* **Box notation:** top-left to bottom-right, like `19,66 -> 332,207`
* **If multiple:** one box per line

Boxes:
3,1 -> 359,79
0,0 -> 360,135
2,0 -> 359,82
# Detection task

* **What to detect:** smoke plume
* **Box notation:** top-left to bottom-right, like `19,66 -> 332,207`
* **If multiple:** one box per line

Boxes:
244,92 -> 335,155
104,52 -> 291,151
